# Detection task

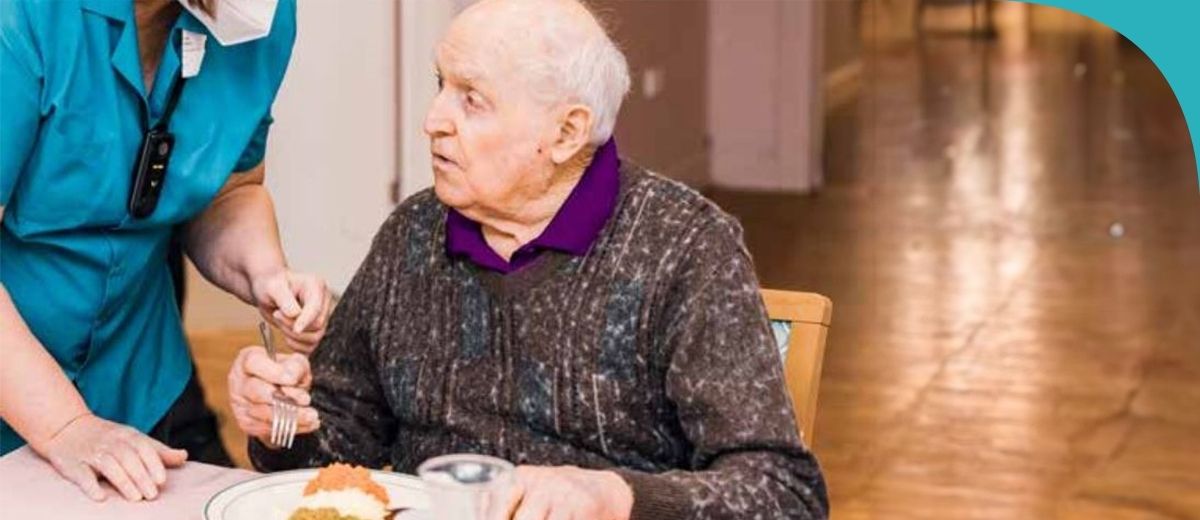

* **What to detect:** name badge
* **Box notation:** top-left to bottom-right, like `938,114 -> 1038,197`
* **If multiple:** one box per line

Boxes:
182,30 -> 207,78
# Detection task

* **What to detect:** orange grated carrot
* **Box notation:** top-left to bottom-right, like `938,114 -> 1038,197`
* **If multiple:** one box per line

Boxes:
301,463 -> 389,505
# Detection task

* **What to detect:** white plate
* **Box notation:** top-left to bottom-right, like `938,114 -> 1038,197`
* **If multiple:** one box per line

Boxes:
203,468 -> 432,520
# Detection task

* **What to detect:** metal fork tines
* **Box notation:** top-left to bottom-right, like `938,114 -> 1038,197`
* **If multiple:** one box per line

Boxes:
259,321 -> 300,449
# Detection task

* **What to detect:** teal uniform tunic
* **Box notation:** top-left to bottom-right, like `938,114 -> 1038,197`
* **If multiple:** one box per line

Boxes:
0,0 -> 296,454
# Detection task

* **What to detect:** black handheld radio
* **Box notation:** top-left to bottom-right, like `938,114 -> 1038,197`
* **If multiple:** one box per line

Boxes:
128,77 -> 187,219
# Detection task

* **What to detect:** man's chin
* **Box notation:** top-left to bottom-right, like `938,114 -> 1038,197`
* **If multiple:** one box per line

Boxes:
432,181 -> 472,210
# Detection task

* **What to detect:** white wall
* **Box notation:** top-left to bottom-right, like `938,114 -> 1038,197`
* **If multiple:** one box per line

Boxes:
266,0 -> 398,293
186,0 -> 399,331
398,0 -> 460,199
708,0 -> 825,193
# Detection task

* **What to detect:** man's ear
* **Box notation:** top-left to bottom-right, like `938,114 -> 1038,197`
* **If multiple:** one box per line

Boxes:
548,104 -> 594,165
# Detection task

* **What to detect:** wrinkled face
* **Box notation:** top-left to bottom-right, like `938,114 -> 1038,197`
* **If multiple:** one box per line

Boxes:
423,18 -> 556,219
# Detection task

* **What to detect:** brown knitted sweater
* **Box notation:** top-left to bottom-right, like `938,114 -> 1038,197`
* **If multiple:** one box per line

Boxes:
251,163 -> 829,519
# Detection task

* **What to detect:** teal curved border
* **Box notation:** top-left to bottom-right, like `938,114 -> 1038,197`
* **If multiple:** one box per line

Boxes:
1020,1 -> 1200,188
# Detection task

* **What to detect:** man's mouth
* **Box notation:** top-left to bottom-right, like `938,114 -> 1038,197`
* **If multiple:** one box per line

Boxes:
432,151 -> 458,170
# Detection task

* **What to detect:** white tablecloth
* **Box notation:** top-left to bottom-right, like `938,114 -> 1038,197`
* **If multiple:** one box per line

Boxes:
0,446 -> 258,519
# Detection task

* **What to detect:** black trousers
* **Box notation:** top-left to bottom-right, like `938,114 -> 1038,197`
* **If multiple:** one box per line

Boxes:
149,370 -> 233,467
152,231 -> 234,467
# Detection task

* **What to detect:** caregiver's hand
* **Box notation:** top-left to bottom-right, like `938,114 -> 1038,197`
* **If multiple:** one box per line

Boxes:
34,414 -> 188,502
250,269 -> 332,355
228,345 -> 320,446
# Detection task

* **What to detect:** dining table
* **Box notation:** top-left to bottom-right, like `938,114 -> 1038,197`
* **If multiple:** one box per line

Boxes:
0,446 -> 258,519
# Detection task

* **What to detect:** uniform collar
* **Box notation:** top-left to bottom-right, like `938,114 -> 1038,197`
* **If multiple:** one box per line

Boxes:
82,1 -> 206,101
80,0 -> 132,21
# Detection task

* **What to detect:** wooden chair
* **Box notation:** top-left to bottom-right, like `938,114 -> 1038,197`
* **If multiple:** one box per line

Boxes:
761,289 -> 833,445
915,0 -> 997,37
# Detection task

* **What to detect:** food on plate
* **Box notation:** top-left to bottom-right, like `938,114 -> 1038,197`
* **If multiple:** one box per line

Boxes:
288,463 -> 390,520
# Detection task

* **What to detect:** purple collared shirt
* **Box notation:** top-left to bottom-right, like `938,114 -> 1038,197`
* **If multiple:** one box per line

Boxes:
445,139 -> 621,274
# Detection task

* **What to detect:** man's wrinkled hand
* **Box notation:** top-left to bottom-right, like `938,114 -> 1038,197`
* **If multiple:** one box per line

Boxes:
227,345 -> 319,445
488,465 -> 634,520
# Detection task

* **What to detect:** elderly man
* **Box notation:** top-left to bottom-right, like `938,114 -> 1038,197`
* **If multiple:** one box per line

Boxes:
229,0 -> 828,518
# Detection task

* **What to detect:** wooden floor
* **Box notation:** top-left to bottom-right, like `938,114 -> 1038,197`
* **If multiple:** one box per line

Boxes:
711,5 -> 1200,519
188,4 -> 1199,518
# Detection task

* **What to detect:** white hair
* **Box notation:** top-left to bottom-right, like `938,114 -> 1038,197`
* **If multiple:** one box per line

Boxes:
506,2 -> 631,145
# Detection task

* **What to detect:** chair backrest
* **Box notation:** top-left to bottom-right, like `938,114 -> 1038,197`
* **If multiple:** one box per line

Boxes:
761,289 -> 833,445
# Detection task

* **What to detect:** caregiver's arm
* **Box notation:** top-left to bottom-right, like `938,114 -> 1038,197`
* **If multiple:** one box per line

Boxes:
0,2 -> 87,456
0,286 -> 187,502
0,285 -> 89,453
1,5 -> 184,502
183,162 -> 331,353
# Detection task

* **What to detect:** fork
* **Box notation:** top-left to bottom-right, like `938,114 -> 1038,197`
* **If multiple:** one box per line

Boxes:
259,321 -> 300,449
384,507 -> 413,519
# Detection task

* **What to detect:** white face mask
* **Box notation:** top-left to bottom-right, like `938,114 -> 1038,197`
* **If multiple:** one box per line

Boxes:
178,0 -> 278,46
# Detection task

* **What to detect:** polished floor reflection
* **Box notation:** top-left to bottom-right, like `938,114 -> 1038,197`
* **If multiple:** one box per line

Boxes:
711,4 -> 1200,519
